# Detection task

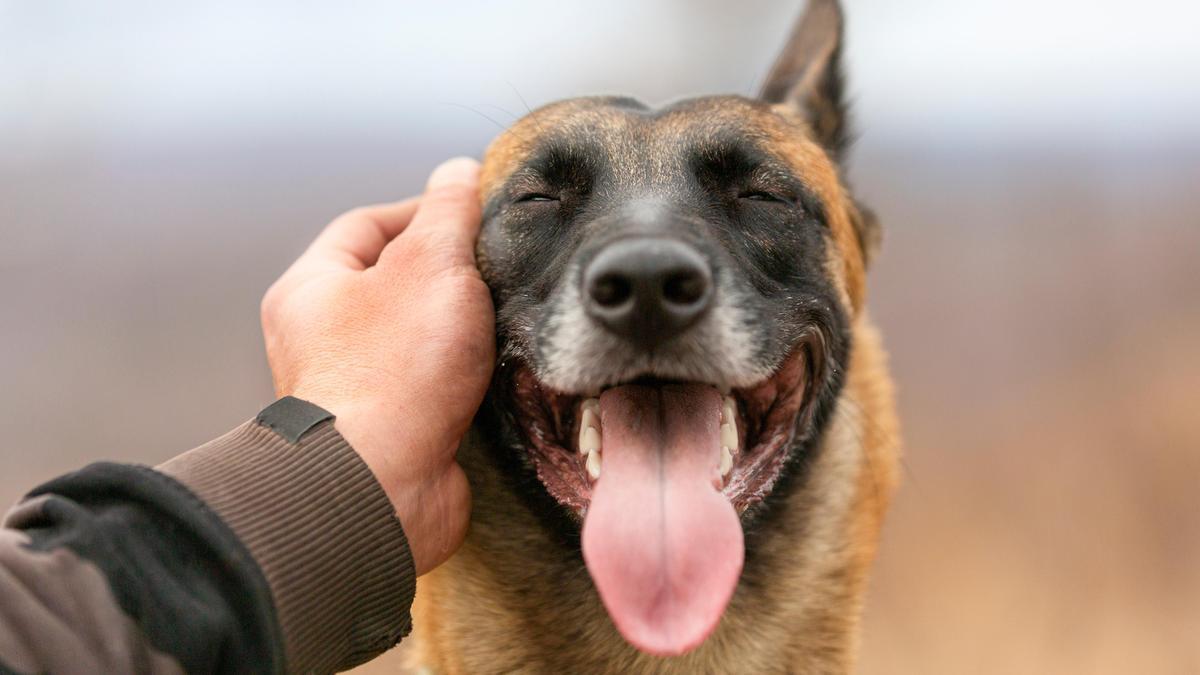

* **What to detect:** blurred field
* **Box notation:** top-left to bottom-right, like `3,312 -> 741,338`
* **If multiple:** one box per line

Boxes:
857,150 -> 1200,674
2,1 -> 1198,672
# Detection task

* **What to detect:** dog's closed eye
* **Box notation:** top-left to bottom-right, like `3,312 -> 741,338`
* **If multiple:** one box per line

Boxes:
516,193 -> 559,203
738,190 -> 789,203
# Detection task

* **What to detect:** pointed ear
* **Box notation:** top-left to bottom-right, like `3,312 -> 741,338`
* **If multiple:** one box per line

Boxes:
759,0 -> 849,157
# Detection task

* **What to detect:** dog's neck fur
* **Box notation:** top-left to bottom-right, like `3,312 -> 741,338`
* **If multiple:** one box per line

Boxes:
410,315 -> 898,674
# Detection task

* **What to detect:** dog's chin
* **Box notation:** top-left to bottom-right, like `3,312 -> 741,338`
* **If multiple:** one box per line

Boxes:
504,344 -> 815,520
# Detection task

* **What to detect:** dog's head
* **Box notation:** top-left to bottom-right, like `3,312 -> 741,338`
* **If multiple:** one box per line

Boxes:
474,0 -> 877,656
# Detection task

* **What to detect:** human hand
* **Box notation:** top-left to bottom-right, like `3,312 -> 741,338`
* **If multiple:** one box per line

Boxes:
260,157 -> 493,575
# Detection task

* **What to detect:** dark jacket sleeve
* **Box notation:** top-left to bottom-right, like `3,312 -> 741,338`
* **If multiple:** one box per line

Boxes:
0,397 -> 416,674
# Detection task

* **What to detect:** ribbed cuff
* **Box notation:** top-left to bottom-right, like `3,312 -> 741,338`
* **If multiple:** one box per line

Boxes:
157,400 -> 415,673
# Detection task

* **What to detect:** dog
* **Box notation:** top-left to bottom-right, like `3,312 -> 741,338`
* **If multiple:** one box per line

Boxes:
409,1 -> 899,671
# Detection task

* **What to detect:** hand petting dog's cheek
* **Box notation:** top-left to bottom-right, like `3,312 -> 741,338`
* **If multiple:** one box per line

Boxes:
260,157 -> 495,576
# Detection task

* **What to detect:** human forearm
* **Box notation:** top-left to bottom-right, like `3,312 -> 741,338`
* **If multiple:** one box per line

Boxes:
1,397 -> 416,674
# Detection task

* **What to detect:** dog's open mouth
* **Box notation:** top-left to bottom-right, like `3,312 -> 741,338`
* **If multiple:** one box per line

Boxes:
508,348 -> 811,514
503,345 -> 815,655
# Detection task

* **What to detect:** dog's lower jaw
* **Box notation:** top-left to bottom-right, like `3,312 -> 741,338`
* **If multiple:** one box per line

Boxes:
407,315 -> 899,675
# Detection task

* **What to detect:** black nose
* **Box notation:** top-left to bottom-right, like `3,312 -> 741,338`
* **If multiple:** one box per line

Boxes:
583,237 -> 713,344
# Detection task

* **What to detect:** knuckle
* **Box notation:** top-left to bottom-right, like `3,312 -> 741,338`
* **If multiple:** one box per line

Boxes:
331,207 -> 377,236
340,206 -> 371,223
260,283 -> 282,322
260,278 -> 298,332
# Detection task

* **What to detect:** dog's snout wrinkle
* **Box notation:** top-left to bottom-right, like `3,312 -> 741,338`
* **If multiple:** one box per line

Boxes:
583,237 -> 713,346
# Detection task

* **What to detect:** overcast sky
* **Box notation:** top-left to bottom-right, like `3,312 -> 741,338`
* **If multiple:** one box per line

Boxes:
2,0 -> 1198,163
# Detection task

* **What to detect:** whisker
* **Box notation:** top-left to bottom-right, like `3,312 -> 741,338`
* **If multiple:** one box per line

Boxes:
438,102 -> 530,144
507,80 -> 546,136
475,103 -> 522,123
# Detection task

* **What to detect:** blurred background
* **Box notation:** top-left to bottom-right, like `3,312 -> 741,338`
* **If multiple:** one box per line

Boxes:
2,0 -> 1197,672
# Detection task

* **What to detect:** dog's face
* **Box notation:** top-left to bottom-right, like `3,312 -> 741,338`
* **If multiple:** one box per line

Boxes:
473,0 -> 876,658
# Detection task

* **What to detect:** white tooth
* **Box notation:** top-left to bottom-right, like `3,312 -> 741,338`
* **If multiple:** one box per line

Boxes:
721,396 -> 736,424
580,425 -> 601,455
582,398 -> 601,414
720,446 -> 733,477
586,450 -> 602,479
720,422 -> 738,452
581,408 -> 600,434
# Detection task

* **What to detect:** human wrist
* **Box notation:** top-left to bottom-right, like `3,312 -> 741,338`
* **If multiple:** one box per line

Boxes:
280,394 -> 403,498
157,399 -> 417,670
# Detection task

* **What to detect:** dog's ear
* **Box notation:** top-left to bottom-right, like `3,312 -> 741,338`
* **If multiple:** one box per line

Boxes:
760,0 -> 849,158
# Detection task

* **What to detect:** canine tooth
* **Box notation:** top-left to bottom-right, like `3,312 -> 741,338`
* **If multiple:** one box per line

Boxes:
580,408 -> 600,435
580,424 -> 601,455
582,398 -> 600,414
721,396 -> 736,424
586,450 -> 602,479
720,446 -> 733,477
720,422 -> 738,452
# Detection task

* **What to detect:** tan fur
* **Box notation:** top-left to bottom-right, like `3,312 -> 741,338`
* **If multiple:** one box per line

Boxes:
408,96 -> 901,673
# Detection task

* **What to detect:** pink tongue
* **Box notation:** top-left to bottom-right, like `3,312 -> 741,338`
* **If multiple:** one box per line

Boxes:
582,384 -> 744,656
